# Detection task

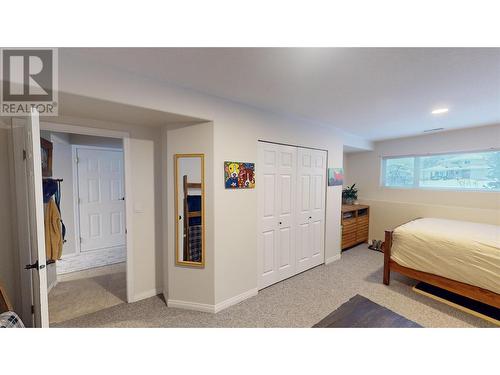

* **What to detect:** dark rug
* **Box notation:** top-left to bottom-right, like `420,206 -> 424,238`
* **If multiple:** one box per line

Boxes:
414,282 -> 499,325
313,294 -> 421,328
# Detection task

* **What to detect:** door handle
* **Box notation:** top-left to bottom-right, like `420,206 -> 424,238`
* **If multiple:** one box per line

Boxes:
25,260 -> 45,270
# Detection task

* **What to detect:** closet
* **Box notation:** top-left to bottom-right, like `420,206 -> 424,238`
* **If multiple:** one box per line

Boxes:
258,141 -> 327,289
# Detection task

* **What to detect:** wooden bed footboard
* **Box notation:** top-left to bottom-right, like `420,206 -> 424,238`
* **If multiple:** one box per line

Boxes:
382,229 -> 500,309
383,230 -> 393,285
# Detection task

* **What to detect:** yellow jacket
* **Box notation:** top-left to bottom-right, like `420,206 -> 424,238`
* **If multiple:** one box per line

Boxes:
44,199 -> 63,261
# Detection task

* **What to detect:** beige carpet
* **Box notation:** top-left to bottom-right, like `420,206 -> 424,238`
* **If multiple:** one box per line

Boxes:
49,263 -> 126,324
53,246 -> 495,327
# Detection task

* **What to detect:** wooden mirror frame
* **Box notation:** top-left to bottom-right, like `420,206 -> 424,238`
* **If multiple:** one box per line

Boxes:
174,153 -> 205,268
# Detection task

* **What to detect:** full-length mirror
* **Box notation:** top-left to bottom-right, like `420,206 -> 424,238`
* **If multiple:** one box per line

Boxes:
175,154 -> 205,267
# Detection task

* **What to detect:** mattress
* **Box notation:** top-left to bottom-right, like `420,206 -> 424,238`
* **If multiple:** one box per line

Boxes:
391,218 -> 500,294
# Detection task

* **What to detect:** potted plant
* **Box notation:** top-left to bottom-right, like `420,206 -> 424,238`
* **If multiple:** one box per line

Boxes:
342,184 -> 358,205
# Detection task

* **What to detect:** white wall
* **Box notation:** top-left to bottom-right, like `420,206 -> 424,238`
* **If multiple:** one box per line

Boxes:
212,111 -> 344,304
50,132 -> 76,258
345,124 -> 500,241
56,54 -> 357,308
166,122 -> 214,306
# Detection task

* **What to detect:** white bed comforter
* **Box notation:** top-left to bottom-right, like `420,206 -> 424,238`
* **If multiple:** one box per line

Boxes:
391,218 -> 500,294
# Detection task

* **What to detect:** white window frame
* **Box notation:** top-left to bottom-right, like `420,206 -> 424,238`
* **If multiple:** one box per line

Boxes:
380,148 -> 500,192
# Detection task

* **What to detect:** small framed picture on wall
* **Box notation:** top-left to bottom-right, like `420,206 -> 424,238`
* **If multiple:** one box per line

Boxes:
224,161 -> 255,189
328,167 -> 344,186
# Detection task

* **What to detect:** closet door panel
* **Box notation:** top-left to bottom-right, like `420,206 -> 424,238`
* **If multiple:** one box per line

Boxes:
297,222 -> 311,263
278,226 -> 292,268
262,230 -> 276,275
259,142 -> 325,289
312,175 -> 323,210
311,219 -> 323,259
259,143 -> 279,288
276,146 -> 297,281
258,142 -> 297,289
280,175 -> 292,215
263,174 -> 276,217
300,175 -> 310,212
296,148 -> 311,273
296,148 -> 326,273
310,150 -> 326,266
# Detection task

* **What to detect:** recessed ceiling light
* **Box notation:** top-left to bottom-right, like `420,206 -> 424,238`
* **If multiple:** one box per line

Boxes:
431,108 -> 449,115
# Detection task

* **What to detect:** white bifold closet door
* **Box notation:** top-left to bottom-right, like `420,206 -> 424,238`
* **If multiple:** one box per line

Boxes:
258,142 -> 326,290
258,142 -> 297,289
296,148 -> 326,273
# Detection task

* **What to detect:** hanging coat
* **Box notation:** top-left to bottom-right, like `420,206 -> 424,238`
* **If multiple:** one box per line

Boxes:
44,199 -> 63,261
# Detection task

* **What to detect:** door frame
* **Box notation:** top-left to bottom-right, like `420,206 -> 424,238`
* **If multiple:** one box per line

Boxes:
256,140 -> 328,290
40,122 -> 134,304
12,119 -> 135,320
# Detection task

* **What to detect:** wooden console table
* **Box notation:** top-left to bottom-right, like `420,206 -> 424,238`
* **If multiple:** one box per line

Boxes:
341,204 -> 370,250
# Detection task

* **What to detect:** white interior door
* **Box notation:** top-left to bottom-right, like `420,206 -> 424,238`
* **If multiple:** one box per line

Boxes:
258,142 -> 326,290
77,148 -> 126,252
24,109 -> 49,327
296,148 -> 326,273
258,142 -> 297,289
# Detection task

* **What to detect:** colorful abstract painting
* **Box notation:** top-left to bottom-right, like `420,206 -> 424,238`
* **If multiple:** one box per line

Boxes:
224,161 -> 255,189
328,167 -> 344,186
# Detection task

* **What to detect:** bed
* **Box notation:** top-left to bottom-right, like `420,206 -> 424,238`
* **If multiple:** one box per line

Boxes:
383,218 -> 500,308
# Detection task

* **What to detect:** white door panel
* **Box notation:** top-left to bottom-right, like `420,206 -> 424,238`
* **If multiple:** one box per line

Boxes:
258,143 -> 279,288
258,142 -> 326,289
262,230 -> 275,275
77,148 -> 125,252
296,148 -> 326,273
24,109 -> 49,327
275,145 -> 297,281
258,142 -> 297,288
278,227 -> 291,268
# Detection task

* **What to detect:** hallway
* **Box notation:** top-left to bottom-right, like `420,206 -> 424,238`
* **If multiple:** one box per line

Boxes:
48,263 -> 126,325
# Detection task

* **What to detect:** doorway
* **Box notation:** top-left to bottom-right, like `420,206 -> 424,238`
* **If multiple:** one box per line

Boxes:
42,132 -> 127,324
12,118 -> 134,327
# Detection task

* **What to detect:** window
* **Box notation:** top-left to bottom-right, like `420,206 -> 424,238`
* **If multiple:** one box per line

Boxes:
381,150 -> 500,191
383,157 -> 415,187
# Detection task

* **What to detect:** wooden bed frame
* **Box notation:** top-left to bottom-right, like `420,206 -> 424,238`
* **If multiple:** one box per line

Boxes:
383,228 -> 500,309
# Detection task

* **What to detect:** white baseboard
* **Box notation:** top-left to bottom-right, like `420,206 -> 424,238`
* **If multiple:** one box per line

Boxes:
167,299 -> 216,313
57,247 -> 126,275
325,253 -> 341,265
214,288 -> 258,313
130,288 -> 161,303
167,288 -> 259,314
